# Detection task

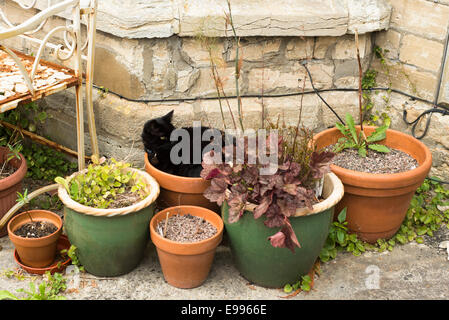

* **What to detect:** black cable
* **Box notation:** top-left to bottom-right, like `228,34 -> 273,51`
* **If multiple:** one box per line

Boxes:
301,61 -> 346,125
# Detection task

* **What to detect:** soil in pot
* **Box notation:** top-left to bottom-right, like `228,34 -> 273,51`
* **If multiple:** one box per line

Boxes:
328,145 -> 418,174
13,220 -> 58,238
156,213 -> 217,242
0,164 -> 17,179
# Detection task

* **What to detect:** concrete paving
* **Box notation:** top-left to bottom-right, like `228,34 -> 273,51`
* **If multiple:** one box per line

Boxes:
1,225 -> 448,300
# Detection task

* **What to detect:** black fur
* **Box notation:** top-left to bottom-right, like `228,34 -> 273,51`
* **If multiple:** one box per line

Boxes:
142,110 -> 228,177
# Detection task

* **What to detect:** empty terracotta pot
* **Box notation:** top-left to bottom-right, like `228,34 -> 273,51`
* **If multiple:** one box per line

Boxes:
150,205 -> 224,289
144,153 -> 219,212
0,147 -> 27,237
314,126 -> 432,243
8,210 -> 63,268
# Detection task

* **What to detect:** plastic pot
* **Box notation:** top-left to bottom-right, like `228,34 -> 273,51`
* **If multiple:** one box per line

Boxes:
58,168 -> 160,277
0,147 -> 27,237
313,126 -> 432,243
150,205 -> 224,289
8,210 -> 62,268
222,173 -> 344,288
144,153 -> 219,212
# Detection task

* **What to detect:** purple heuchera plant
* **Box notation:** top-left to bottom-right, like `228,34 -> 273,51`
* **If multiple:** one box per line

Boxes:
201,134 -> 334,253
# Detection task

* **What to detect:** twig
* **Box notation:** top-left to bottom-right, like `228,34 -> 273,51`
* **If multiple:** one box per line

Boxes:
354,30 -> 366,139
163,212 -> 169,238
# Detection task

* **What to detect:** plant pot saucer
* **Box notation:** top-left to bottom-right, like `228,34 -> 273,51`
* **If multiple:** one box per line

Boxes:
13,235 -> 72,275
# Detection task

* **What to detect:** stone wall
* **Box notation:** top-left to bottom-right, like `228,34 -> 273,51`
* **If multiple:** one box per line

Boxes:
1,0 -> 448,180
372,0 -> 449,180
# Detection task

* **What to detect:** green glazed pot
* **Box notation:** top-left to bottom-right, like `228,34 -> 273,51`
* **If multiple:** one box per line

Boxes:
222,173 -> 344,288
64,203 -> 155,276
58,168 -> 160,277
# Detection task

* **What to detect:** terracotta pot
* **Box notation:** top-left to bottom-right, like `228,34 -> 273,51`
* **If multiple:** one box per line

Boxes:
14,235 -> 72,275
144,153 -> 219,212
150,205 -> 224,289
0,147 -> 27,237
7,210 -> 63,268
314,126 -> 432,243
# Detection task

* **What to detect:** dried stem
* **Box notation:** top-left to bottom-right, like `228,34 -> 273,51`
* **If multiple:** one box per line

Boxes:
226,0 -> 244,131
163,212 -> 169,238
354,30 -> 366,138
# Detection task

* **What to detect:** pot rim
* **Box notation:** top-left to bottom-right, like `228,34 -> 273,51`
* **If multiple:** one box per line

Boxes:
57,167 -> 160,217
7,209 -> 63,242
313,126 -> 433,187
293,172 -> 344,217
144,153 -> 210,194
150,205 -> 224,255
0,146 -> 27,191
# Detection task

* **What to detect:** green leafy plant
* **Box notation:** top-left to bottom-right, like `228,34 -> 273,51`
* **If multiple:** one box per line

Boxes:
319,178 -> 449,262
0,140 -> 23,177
334,113 -> 390,157
55,156 -> 149,209
60,245 -> 85,272
283,274 -> 313,294
22,142 -> 78,182
0,271 -> 66,300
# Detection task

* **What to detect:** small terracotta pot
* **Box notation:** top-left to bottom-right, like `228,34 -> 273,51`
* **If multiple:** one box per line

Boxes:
144,153 -> 219,212
7,210 -> 63,268
150,205 -> 224,289
0,147 -> 27,237
314,126 -> 432,243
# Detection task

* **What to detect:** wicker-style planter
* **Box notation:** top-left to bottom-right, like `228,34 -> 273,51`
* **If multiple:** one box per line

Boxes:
57,168 -> 160,277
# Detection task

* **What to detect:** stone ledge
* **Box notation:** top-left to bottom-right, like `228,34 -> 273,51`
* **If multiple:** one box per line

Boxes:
9,0 -> 392,39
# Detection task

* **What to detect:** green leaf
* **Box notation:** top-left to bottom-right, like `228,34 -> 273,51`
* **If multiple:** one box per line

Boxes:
368,144 -> 390,153
336,230 -> 345,244
337,208 -> 347,223
335,122 -> 348,136
345,113 -> 358,144
283,284 -> 293,293
366,125 -> 388,143
0,290 -> 19,300
358,147 -> 367,157
54,177 -> 69,193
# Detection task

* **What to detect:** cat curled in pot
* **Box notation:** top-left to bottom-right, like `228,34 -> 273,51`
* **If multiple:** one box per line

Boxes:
142,110 -> 232,177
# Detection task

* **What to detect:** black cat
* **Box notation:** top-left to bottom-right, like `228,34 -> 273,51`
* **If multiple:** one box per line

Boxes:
141,110 -> 229,177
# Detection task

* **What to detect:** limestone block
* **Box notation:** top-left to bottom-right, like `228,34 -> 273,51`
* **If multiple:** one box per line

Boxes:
372,59 -> 438,101
190,66 -> 238,97
263,95 -> 322,130
180,37 -> 224,68
333,34 -> 370,60
228,38 -> 282,62
318,91 -> 359,128
313,37 -> 338,60
399,35 -> 444,73
346,0 -> 392,34
285,37 -> 314,60
389,0 -> 449,42
374,29 -> 401,60
7,0 -> 392,39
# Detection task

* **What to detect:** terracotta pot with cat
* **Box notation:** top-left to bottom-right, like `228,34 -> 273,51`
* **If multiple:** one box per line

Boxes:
142,110 -> 225,212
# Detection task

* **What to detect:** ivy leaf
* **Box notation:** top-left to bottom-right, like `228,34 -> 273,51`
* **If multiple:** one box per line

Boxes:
337,208 -> 347,223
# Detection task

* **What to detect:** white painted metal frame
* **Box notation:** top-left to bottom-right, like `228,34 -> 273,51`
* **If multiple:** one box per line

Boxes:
0,0 -> 99,170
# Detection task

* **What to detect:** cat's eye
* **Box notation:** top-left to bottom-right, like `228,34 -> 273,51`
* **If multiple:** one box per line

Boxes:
160,136 -> 166,140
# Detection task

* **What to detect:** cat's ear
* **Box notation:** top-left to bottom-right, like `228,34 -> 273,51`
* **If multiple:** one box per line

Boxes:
162,110 -> 174,122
